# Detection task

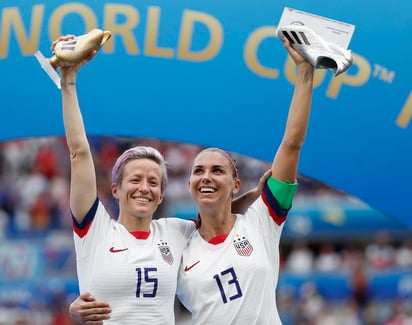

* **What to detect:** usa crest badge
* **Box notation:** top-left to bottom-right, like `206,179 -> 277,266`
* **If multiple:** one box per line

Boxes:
233,236 -> 253,256
157,240 -> 174,265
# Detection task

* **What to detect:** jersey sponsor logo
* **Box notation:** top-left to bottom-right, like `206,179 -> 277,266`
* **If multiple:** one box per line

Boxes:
184,260 -> 200,272
233,236 -> 253,256
109,247 -> 128,253
157,240 -> 174,265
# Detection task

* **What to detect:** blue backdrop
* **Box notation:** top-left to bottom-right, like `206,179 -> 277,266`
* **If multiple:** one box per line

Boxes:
1,0 -> 411,226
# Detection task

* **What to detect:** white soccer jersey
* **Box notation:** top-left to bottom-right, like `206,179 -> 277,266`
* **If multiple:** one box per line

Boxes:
177,192 -> 286,325
73,198 -> 195,325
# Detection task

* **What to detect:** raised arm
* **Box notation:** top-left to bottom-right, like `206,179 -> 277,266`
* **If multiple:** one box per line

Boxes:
271,39 -> 314,183
54,35 -> 98,223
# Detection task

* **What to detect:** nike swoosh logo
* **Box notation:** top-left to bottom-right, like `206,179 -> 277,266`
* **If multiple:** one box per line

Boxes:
184,261 -> 200,272
110,247 -> 128,253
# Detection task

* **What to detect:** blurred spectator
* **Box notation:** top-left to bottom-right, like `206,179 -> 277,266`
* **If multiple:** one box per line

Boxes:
29,192 -> 54,231
395,240 -> 412,269
0,208 -> 8,241
95,137 -> 121,173
48,168 -> 71,230
315,243 -> 341,272
349,264 -> 370,308
277,289 -> 298,325
1,140 -> 33,177
35,143 -> 58,179
361,303 -> 380,325
314,304 -> 339,325
13,164 -> 49,232
365,230 -> 395,270
341,244 -> 365,271
286,240 -> 314,274
337,298 -> 362,325
49,291 -> 73,325
299,282 -> 325,323
383,301 -> 410,325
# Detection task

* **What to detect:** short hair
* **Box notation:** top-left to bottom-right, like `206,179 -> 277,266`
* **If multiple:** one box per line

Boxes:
111,146 -> 168,194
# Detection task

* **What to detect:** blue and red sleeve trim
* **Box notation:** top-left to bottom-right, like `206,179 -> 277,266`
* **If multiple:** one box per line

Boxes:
261,183 -> 289,226
72,197 -> 99,238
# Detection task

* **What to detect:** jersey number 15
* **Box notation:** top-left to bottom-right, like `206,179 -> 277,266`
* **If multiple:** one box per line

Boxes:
136,267 -> 158,298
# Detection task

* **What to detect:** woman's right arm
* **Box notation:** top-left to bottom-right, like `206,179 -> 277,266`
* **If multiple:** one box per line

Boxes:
55,35 -> 98,223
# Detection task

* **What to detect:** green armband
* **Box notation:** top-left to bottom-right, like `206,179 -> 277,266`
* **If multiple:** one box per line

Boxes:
267,176 -> 298,210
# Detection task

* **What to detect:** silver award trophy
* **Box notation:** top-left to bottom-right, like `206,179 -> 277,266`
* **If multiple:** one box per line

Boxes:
34,29 -> 112,89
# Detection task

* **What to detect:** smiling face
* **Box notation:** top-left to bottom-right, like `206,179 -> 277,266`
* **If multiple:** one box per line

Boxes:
189,149 -> 240,210
112,158 -> 164,221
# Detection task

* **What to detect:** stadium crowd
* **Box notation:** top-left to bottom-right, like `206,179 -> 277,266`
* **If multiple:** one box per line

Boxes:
0,137 -> 411,324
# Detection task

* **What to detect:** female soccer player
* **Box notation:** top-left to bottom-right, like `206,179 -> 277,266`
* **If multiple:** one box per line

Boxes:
176,38 -> 314,324
54,35 -> 264,324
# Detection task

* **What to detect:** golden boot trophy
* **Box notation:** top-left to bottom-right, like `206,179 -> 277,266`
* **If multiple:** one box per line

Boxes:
34,29 -> 112,89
